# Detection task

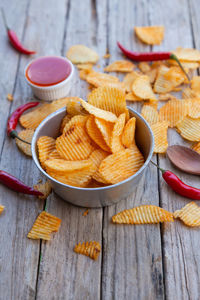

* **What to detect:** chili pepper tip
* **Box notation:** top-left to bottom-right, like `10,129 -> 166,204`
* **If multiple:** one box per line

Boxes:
1,8 -> 9,31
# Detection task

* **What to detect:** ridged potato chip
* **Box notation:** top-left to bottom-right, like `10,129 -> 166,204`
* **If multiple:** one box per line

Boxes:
191,76 -> 200,93
20,103 -> 51,129
141,105 -> 158,125
104,60 -> 135,72
110,113 -> 126,153
27,211 -> 61,241
89,149 -> 109,183
86,115 -> 110,152
88,87 -> 129,119
123,71 -> 141,92
121,117 -> 136,148
159,93 -> 177,101
192,141 -> 200,154
33,181 -> 52,200
79,69 -> 92,80
16,129 -> 34,157
99,148 -> 144,184
159,99 -> 189,127
172,47 -> 200,62
37,136 -> 56,168
112,205 -> 174,224
138,62 -> 151,73
0,205 -> 4,214
182,88 -> 199,99
174,202 -> 200,227
50,97 -> 71,111
56,119 -> 94,160
86,70 -> 119,87
80,98 -> 117,122
60,114 -> 71,133
176,116 -> 200,141
62,115 -> 88,134
168,59 -> 199,70
126,92 -> 142,101
151,121 -> 169,153
95,117 -> 114,148
132,75 -> 157,100
76,63 -> 93,70
185,98 -> 200,118
48,149 -> 61,160
67,98 -> 87,116
66,45 -> 99,64
135,26 -> 164,45
74,241 -> 101,260
146,68 -> 158,84
44,158 -> 92,174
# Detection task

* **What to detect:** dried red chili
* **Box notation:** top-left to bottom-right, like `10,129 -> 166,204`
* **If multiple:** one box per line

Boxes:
0,170 -> 43,196
1,8 -> 36,55
151,161 -> 200,200
117,41 -> 189,81
7,101 -> 40,144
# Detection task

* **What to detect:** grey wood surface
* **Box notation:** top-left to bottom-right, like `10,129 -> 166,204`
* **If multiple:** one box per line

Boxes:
0,0 -> 200,299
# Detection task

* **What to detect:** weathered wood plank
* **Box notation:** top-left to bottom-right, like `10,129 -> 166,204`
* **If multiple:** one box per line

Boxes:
35,0 -> 107,299
101,1 -> 164,299
150,0 -> 200,299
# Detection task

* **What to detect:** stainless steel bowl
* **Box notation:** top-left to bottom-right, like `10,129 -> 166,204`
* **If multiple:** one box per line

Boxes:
32,107 -> 154,207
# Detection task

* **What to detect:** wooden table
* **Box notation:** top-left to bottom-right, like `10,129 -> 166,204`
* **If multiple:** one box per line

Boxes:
1,0 -> 200,299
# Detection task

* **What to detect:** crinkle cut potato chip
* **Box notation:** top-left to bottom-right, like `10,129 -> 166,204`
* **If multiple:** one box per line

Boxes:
135,26 -> 164,45
176,116 -> 200,142
66,44 -> 99,64
159,93 -> 177,101
121,117 -> 136,148
33,181 -> 52,200
151,121 -> 169,153
89,149 -> 109,183
44,158 -> 92,174
159,99 -> 189,128
104,60 -> 135,72
95,117 -> 113,148
74,241 -> 101,260
110,113 -> 126,153
27,211 -> 61,241
126,92 -> 142,102
16,129 -> 34,157
60,114 -> 71,133
112,205 -> 174,224
167,59 -> 199,70
88,86 -> 129,119
174,202 -> 200,227
141,105 -> 158,125
86,115 -> 110,152
76,63 -> 93,70
56,119 -> 94,160
172,47 -> 200,62
86,70 -> 119,87
182,88 -> 199,99
79,69 -> 92,80
138,62 -> 151,73
62,115 -> 88,134
191,76 -> 200,93
185,98 -> 200,119
192,141 -> 200,154
37,136 -> 56,168
123,71 -> 141,92
0,205 -> 4,214
67,98 -> 87,116
80,98 -> 117,122
48,149 -> 61,160
132,75 -> 157,100
99,148 -> 144,184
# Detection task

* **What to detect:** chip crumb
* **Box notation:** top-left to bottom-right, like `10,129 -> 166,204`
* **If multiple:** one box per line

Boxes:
83,209 -> 90,216
7,93 -> 13,101
74,241 -> 101,260
103,53 -> 111,59
34,181 -> 52,200
0,205 -> 5,214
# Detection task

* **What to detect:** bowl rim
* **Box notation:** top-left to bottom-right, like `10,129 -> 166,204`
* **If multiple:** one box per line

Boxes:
24,56 -> 74,90
32,106 -> 154,191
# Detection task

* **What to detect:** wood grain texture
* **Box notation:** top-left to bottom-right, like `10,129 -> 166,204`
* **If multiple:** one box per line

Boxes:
150,0 -> 200,299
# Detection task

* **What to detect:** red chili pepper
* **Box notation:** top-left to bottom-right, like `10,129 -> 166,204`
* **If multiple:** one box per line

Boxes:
7,101 -> 40,144
1,8 -> 36,55
151,161 -> 200,200
117,41 -> 189,81
0,170 -> 43,196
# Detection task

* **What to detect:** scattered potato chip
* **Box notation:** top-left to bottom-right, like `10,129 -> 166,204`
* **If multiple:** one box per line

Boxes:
132,75 -> 157,100
74,241 -> 101,260
141,105 -> 158,125
135,26 -> 164,45
86,115 -> 110,152
151,121 -> 169,153
123,71 -> 141,92
126,92 -> 142,101
159,99 -> 189,127
146,68 -> 158,84
112,205 -> 174,224
121,117 -> 136,148
67,98 -> 87,116
110,113 -> 126,153
138,62 -> 151,73
90,149 -> 109,183
66,45 -> 99,64
99,148 -> 144,184
48,149 -> 61,160
104,60 -> 135,72
44,158 -> 92,174
86,70 -> 119,87
76,63 -> 93,70
182,87 -> 199,99
172,47 -> 200,62
185,98 -> 200,118
60,114 -> 71,133
56,120 -> 94,160
176,116 -> 200,141
0,205 -> 4,214
174,202 -> 200,227
159,93 -> 177,101
191,142 -> 200,154
168,59 -> 199,70
37,136 -> 56,168
95,117 -> 114,148
27,211 -> 61,241
50,97 -> 72,111
15,129 -> 34,157
33,181 -> 52,200
191,76 -> 200,93
79,69 -> 92,80
80,98 -> 117,122
7,93 -> 13,101
145,99 -> 158,109
88,86 -> 129,119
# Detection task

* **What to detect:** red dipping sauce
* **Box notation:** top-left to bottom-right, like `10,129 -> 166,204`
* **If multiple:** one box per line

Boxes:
26,56 -> 72,87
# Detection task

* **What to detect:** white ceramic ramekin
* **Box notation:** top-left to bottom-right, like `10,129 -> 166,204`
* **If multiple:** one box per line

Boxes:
24,56 -> 74,101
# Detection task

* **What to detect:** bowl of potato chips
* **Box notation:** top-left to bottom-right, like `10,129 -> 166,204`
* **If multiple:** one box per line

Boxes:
32,89 -> 154,207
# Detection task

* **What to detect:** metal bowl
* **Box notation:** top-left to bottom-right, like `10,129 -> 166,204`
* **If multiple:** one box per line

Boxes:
32,107 -> 154,207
